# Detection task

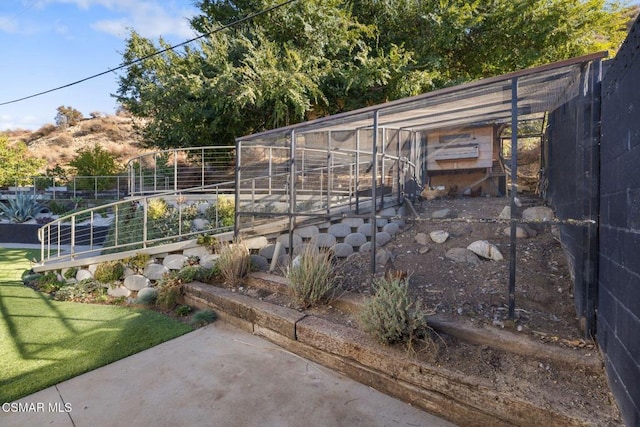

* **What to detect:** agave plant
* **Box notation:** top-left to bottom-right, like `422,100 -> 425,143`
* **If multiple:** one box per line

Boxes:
0,192 -> 47,223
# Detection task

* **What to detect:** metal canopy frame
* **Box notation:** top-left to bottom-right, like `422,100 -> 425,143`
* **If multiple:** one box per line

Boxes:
236,52 -> 606,141
235,51 -> 606,323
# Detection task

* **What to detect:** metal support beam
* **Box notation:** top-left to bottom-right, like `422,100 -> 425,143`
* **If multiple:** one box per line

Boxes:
508,78 -> 519,320
371,111 -> 379,277
289,130 -> 297,258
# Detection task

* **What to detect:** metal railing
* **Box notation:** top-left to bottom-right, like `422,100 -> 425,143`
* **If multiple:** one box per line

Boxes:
38,181 -> 236,266
127,146 -> 236,196
37,145 -> 417,269
5,176 -> 128,200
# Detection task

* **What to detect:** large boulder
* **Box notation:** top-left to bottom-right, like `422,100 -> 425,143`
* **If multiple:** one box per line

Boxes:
445,248 -> 480,266
163,254 -> 188,270
522,206 -> 555,222
430,231 -> 449,244
107,286 -> 131,298
328,223 -> 352,238
124,274 -> 150,291
199,254 -> 220,270
144,263 -> 170,281
344,233 -> 367,247
467,240 -> 504,261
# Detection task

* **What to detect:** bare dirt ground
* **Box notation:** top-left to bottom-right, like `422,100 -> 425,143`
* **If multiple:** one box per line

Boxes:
246,195 -> 622,425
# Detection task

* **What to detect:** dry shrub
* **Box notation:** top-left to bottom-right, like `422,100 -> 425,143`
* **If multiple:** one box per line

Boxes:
359,277 -> 428,347
216,239 -> 250,287
286,245 -> 336,308
27,124 -> 57,142
54,134 -> 73,147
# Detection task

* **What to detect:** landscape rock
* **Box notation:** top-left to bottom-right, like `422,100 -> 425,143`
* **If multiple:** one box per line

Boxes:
197,202 -> 211,215
144,263 -> 170,281
467,240 -> 504,261
277,233 -> 303,248
137,287 -> 158,302
503,226 -> 528,239
445,248 -> 480,266
76,269 -> 93,281
375,248 -> 393,266
391,218 -> 406,227
382,222 -> 400,235
375,231 -> 392,246
199,254 -> 220,270
359,242 -> 373,253
312,233 -> 337,248
244,236 -> 269,250
419,246 -> 430,254
163,254 -> 188,270
107,286 -> 131,298
498,206 -> 511,219
123,267 -> 136,278
328,223 -> 352,238
375,218 -> 389,228
380,207 -> 397,218
341,217 -> 364,229
294,225 -> 319,239
430,231 -> 449,244
250,255 -> 269,271
192,218 -> 210,231
415,233 -> 429,245
292,244 -> 319,257
333,243 -> 354,258
123,275 -> 150,291
522,206 -> 555,222
88,264 -> 98,275
344,233 -> 367,247
432,208 -> 452,219
259,244 -> 277,259
357,223 -> 376,237
183,246 -> 210,259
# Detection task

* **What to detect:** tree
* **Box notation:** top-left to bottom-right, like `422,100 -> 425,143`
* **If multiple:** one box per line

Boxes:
115,0 -> 632,149
55,106 -> 83,128
68,144 -> 121,177
0,135 -> 46,187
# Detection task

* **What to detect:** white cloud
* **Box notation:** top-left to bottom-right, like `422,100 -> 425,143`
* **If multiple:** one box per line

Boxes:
42,0 -> 197,39
0,15 -> 19,33
1,114 -> 43,131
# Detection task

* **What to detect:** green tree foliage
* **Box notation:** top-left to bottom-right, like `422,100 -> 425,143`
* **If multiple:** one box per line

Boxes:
68,144 -> 122,177
115,0 -> 632,149
55,106 -> 84,128
0,135 -> 46,187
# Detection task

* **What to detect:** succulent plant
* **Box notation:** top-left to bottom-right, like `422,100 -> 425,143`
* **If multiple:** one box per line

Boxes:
0,192 -> 47,223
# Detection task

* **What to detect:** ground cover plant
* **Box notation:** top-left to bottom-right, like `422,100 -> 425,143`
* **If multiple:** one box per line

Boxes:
0,248 -> 193,404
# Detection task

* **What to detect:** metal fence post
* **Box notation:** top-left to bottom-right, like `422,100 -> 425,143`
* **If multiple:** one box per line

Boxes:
508,77 -> 519,320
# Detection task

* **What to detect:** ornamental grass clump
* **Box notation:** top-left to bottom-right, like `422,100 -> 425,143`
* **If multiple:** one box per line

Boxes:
359,276 -> 428,347
216,239 -> 250,287
286,245 -> 336,308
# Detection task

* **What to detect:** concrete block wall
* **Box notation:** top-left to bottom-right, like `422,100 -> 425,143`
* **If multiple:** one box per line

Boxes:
599,15 -> 640,426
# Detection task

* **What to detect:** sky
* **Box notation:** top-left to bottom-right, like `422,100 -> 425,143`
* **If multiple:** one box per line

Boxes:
0,0 -> 199,131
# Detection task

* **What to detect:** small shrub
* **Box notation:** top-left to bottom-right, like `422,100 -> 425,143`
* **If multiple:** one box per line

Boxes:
53,279 -> 105,302
147,198 -> 168,220
286,245 -> 336,308
135,289 -> 157,305
27,124 -> 57,142
175,305 -> 192,316
46,200 -> 72,215
36,272 -> 65,294
93,261 -> 124,283
216,239 -> 250,287
63,267 -> 78,280
359,277 -> 428,346
156,273 -> 183,310
205,196 -> 235,228
189,309 -> 217,327
124,253 -> 151,273
196,234 -> 217,252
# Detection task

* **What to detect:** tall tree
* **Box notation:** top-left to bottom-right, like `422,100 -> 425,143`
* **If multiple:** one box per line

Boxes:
115,0 -> 631,149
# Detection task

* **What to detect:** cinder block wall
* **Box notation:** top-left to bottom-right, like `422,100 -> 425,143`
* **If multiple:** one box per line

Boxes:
599,16 -> 640,426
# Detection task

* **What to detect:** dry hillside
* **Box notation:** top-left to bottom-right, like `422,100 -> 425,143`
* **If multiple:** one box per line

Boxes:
6,113 -> 151,172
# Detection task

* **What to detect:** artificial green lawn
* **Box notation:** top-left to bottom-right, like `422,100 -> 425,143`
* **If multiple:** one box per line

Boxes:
0,248 -> 193,403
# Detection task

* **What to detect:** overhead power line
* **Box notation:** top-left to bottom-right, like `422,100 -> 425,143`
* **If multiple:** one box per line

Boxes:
0,0 -> 298,106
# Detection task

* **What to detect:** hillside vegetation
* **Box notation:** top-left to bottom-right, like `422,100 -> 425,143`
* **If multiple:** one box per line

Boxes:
5,113 -> 149,173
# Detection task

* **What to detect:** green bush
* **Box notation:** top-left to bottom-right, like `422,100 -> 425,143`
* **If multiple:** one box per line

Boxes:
147,198 -> 168,220
94,261 -> 125,283
53,279 -> 105,302
124,253 -> 151,274
175,305 -> 192,316
286,245 -> 335,308
36,272 -> 65,294
205,196 -> 235,228
68,144 -> 122,190
359,277 -> 427,346
189,309 -> 217,327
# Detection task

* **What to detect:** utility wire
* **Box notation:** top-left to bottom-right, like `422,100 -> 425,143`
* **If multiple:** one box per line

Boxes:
0,0 -> 298,106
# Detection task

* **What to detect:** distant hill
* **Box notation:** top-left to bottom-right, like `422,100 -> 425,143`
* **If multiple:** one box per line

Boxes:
5,113 -> 152,172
